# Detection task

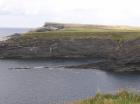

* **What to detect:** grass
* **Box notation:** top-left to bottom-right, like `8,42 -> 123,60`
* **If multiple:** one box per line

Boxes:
7,28 -> 140,45
72,90 -> 140,104
61,27 -> 140,32
15,31 -> 140,40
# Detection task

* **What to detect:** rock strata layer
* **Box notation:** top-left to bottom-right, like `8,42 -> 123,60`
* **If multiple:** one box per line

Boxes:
0,36 -> 139,72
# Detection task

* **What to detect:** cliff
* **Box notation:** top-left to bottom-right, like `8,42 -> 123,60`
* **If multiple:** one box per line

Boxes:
0,23 -> 140,72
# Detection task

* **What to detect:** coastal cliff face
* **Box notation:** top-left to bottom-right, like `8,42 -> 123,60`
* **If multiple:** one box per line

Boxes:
0,36 -> 140,71
0,23 -> 140,72
0,38 -> 118,58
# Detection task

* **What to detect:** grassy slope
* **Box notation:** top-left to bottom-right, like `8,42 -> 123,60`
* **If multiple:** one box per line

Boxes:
8,27 -> 140,45
25,31 -> 140,40
72,90 -> 140,104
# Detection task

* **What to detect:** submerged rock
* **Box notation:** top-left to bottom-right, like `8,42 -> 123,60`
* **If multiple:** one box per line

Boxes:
9,67 -> 31,70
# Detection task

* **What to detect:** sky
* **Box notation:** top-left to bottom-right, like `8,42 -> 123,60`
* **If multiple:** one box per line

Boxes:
0,0 -> 140,27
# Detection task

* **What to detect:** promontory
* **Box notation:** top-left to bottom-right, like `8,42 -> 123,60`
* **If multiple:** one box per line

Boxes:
0,22 -> 140,72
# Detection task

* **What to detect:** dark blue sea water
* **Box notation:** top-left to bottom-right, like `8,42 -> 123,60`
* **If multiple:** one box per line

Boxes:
0,28 -> 140,104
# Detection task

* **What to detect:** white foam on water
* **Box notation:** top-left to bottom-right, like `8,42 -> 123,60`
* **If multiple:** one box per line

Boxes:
0,35 -> 9,41
33,66 -> 46,69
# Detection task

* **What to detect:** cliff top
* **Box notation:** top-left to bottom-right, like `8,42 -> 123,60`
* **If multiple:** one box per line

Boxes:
5,22 -> 140,45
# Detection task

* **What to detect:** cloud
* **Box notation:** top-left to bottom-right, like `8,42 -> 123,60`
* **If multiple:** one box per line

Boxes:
0,0 -> 44,15
0,0 -> 140,27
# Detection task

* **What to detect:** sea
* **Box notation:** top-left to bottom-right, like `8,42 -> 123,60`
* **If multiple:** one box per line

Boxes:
0,28 -> 140,104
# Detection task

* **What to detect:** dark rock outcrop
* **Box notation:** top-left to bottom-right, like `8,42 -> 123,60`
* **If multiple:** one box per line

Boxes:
0,38 -> 119,58
32,23 -> 64,32
65,38 -> 140,72
0,38 -> 139,72
43,22 -> 64,29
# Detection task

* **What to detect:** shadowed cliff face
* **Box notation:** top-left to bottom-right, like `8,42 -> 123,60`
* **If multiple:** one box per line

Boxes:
64,38 -> 140,72
0,38 -> 117,58
0,38 -> 139,72
0,37 -> 140,71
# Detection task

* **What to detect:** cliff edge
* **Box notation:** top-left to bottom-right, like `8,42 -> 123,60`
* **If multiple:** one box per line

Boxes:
0,23 -> 140,72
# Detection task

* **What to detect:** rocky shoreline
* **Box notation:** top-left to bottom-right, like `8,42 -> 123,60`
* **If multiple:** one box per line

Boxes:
0,23 -> 140,72
66,60 -> 140,72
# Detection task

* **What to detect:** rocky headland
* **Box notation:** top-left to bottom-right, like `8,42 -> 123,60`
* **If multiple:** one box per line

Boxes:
0,22 -> 140,72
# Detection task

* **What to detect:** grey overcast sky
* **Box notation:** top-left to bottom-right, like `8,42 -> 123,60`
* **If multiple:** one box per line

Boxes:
0,0 -> 140,27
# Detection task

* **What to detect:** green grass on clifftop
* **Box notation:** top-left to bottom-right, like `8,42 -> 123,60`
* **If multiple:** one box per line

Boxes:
72,90 -> 140,104
26,31 -> 140,40
8,29 -> 140,45
21,31 -> 140,40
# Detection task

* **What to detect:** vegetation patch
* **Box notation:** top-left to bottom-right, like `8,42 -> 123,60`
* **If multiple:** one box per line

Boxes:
72,90 -> 140,104
7,31 -> 140,44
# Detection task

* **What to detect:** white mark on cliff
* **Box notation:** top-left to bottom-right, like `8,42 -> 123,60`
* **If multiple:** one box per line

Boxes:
49,43 -> 58,53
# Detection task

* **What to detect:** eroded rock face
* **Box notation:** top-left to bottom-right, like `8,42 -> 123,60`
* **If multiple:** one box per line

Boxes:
0,37 -> 139,72
0,38 -> 117,58
0,38 -> 139,60
63,38 -> 140,72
